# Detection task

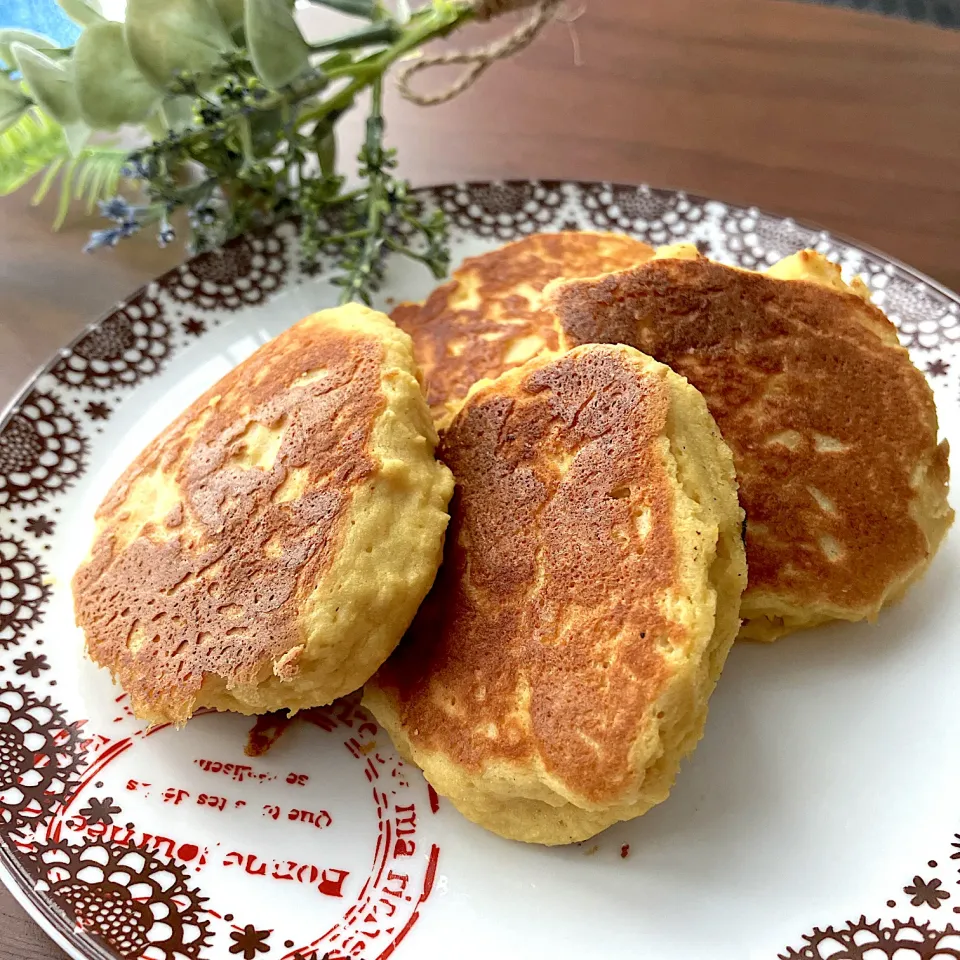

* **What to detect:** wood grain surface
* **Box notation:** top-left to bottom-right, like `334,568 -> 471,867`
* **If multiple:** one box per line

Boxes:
1,0 -> 959,955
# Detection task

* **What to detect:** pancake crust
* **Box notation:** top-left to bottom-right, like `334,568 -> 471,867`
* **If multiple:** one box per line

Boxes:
365,344 -> 746,844
74,305 -> 454,725
392,231 -> 654,427
548,247 -> 953,640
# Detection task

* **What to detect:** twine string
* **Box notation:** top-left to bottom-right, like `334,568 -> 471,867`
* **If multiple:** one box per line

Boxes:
396,0 -> 567,107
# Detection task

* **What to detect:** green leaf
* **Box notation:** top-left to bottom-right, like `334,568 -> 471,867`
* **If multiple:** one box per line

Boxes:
75,21 -> 159,128
11,43 -> 80,125
62,119 -> 91,155
51,154 -> 79,227
29,153 -> 64,204
81,149 -> 125,213
0,104 -> 129,228
62,150 -> 128,225
160,96 -> 195,132
83,152 -> 111,211
0,108 -> 63,195
56,0 -> 106,27
246,0 -> 311,89
124,0 -> 235,90
212,0 -> 247,34
0,29 -> 56,69
143,108 -> 169,140
0,76 -> 31,135
73,147 -> 95,202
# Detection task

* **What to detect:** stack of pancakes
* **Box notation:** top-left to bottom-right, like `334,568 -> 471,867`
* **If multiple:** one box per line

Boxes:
74,232 -> 952,845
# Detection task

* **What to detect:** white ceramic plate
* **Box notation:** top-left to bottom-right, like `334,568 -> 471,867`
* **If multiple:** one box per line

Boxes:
2,181 -> 960,960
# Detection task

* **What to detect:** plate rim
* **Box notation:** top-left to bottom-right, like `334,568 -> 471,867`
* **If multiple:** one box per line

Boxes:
3,177 -> 959,434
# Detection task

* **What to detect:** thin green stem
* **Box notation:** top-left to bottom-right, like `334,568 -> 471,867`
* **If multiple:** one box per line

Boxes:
133,203 -> 167,227
307,22 -> 400,52
384,235 -> 433,267
333,187 -> 365,203
323,228 -> 370,242
298,4 -> 470,127
338,72 -> 388,304
307,0 -> 377,16
317,50 -> 381,80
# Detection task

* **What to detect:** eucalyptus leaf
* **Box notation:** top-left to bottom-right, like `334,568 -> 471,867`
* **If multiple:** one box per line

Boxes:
246,0 -> 311,89
75,21 -> 159,128
0,73 -> 29,97
62,119 -> 92,156
144,108 -> 169,140
0,29 -> 56,70
0,77 -> 31,135
124,0 -> 236,90
56,0 -> 106,27
11,43 -> 79,125
212,0 -> 247,34
161,96 -> 195,132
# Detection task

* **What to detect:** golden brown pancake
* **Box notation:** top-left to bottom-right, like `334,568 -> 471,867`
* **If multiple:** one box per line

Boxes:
74,305 -> 454,725
547,246 -> 953,641
365,344 -> 746,844
392,231 -> 654,428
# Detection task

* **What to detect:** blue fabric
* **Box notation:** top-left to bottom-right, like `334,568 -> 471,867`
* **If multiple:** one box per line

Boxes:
795,0 -> 958,27
0,0 -> 80,44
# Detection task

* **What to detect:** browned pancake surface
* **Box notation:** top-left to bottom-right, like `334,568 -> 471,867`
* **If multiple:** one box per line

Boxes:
550,256 -> 949,618
74,319 -> 384,722
374,346 -> 684,804
392,232 -> 653,425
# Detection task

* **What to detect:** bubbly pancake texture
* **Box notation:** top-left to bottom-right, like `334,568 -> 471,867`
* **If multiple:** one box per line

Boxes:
74,305 -> 454,725
365,344 -> 746,844
548,246 -> 953,641
391,231 -> 654,427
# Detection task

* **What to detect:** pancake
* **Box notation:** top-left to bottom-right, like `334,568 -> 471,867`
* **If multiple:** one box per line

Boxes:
391,231 -> 654,428
547,245 -> 953,641
364,344 -> 746,844
74,305 -> 454,725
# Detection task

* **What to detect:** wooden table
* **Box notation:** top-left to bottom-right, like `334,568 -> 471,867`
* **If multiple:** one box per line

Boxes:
1,0 -> 958,955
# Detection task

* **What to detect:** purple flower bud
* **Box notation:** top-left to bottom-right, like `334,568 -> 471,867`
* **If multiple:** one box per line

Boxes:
97,197 -> 133,222
83,228 -> 122,252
